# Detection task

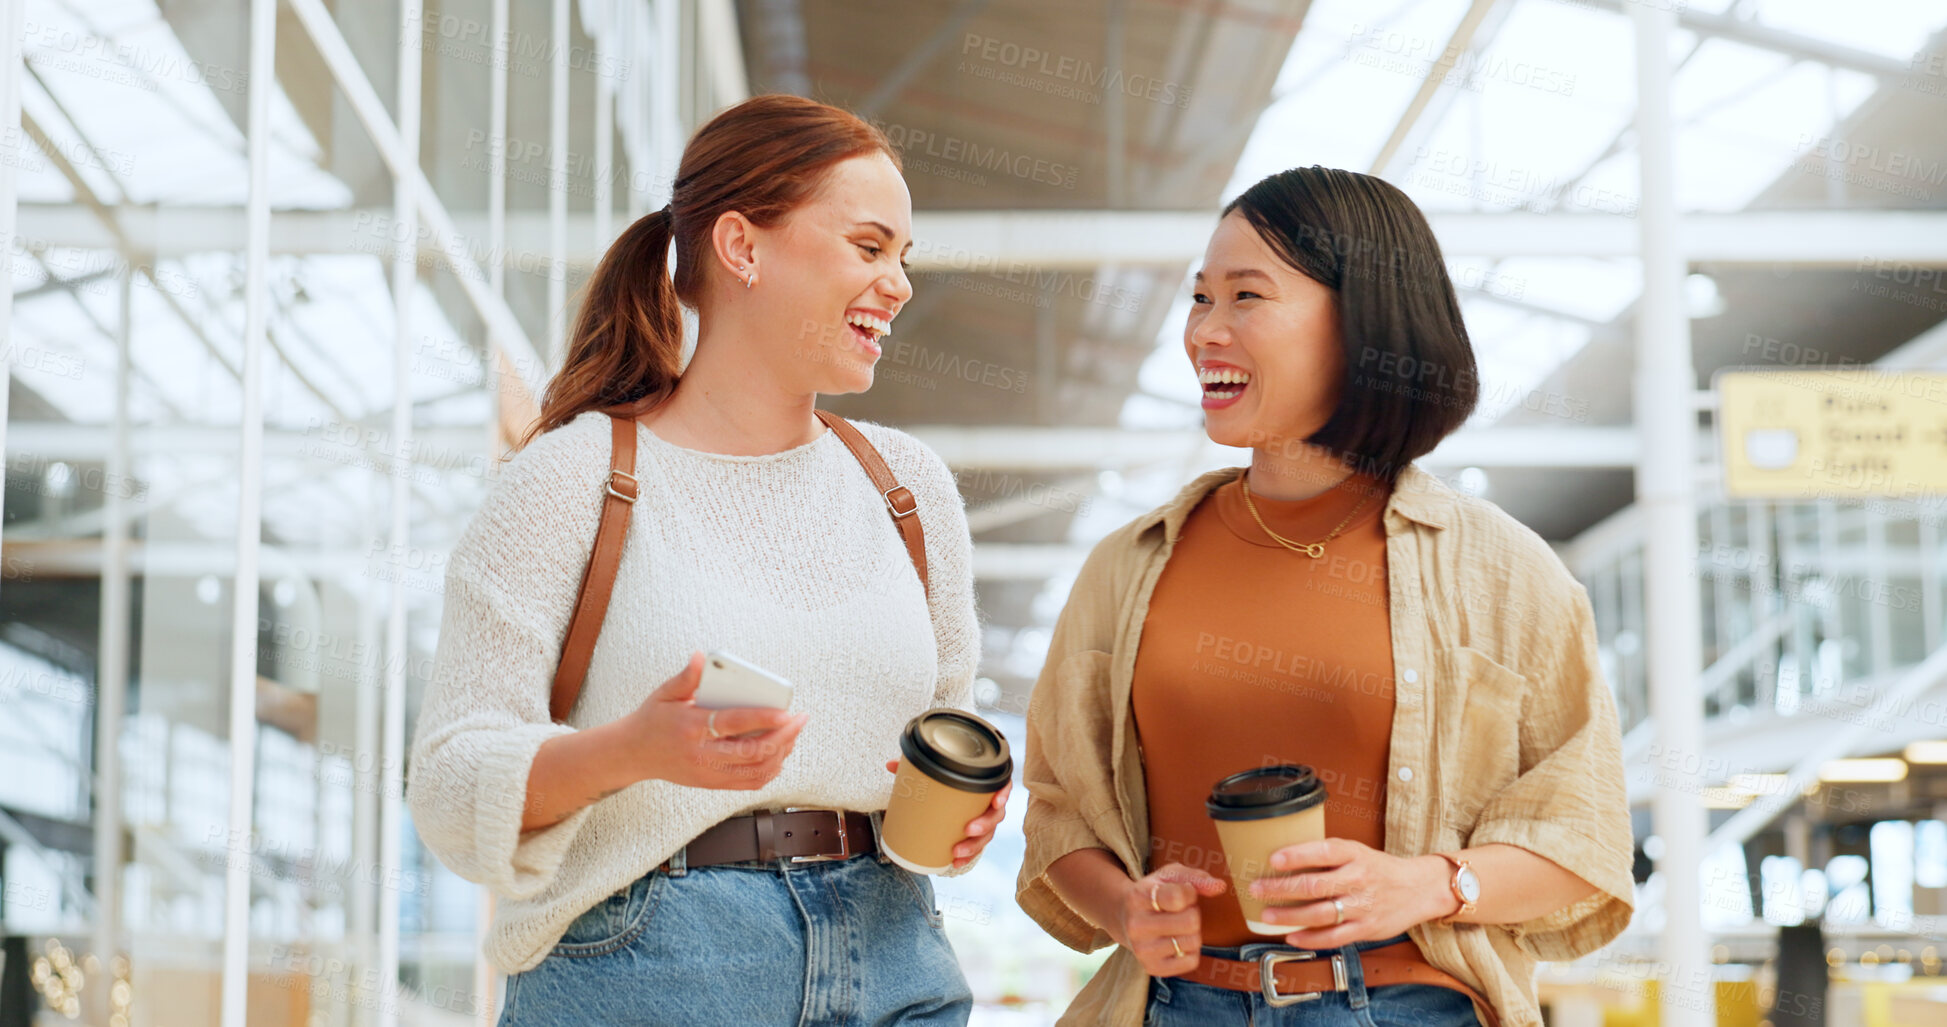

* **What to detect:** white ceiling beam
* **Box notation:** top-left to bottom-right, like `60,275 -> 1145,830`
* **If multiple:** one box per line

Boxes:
911,426 -> 1201,470
1418,426 -> 1638,468
4,540 -> 385,578
26,206 -> 1947,268
910,210 -> 1947,266
923,210 -> 1947,266
5,423 -> 490,464
1581,0 -> 1915,78
15,422 -> 1638,474
912,424 -> 1641,471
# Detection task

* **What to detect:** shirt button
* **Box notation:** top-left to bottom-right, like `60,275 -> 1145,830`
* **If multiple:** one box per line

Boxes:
1398,766 -> 1414,782
1402,668 -> 1419,683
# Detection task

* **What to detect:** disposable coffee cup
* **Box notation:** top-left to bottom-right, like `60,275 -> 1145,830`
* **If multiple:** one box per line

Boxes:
880,710 -> 1013,875
1206,765 -> 1328,935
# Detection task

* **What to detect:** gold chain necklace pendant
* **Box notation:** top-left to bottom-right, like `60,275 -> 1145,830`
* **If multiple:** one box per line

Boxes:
1239,470 -> 1373,557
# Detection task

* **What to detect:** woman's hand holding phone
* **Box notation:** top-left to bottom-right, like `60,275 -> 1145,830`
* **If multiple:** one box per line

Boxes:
625,652 -> 809,790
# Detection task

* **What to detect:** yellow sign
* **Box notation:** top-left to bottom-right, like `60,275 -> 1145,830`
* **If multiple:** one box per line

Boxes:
1716,369 -> 1947,498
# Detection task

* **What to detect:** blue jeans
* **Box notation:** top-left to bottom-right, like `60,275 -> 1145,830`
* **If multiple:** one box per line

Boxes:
499,853 -> 971,1026
1144,937 -> 1484,1027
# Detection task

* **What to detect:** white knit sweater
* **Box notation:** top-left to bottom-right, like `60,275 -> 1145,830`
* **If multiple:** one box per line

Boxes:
405,410 -> 980,973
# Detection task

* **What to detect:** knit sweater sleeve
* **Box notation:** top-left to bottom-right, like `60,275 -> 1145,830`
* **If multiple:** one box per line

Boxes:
406,415 -> 610,901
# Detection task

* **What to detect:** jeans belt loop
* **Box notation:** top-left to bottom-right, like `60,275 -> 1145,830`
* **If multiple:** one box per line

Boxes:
1342,940 -> 1373,1010
665,844 -> 687,877
869,810 -> 891,864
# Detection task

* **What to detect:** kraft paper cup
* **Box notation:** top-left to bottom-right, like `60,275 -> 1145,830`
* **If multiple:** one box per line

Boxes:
880,710 -> 1012,875
1206,765 -> 1328,935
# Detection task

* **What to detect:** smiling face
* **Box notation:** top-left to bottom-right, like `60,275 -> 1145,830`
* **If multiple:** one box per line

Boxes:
1185,211 -> 1345,453
737,152 -> 915,395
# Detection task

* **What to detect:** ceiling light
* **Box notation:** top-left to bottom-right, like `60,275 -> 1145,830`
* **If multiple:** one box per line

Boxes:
1905,741 -> 1947,764
1817,758 -> 1907,783
1686,272 -> 1726,318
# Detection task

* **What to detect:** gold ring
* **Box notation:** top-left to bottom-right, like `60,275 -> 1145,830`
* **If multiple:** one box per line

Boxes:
1170,937 -> 1184,959
707,711 -> 723,739
1332,898 -> 1345,926
1150,884 -> 1162,913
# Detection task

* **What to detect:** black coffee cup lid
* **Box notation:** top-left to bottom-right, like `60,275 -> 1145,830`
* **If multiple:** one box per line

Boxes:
899,710 -> 1012,793
1205,765 -> 1326,821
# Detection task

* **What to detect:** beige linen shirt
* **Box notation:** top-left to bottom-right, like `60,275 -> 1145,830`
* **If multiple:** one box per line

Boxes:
1017,465 -> 1635,1026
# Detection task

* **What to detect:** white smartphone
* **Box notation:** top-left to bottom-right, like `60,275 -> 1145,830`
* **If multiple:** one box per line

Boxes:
693,650 -> 795,714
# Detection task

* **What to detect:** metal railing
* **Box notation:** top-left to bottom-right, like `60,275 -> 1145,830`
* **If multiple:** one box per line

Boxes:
1575,490 -> 1947,758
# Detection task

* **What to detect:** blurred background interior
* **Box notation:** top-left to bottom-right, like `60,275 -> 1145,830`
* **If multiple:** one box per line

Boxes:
3,0 -> 1947,1023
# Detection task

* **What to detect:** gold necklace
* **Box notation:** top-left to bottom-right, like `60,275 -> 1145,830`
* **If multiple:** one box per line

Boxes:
1239,470 -> 1374,558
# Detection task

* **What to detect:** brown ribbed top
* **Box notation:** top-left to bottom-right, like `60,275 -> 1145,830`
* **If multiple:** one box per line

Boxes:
1132,470 -> 1424,951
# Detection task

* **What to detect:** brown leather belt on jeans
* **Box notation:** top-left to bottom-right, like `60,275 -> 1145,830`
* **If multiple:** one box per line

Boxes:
1185,941 -> 1501,1027
660,809 -> 878,869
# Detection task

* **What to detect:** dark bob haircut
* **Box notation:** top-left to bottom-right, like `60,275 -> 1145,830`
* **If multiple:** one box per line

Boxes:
1223,166 -> 1478,481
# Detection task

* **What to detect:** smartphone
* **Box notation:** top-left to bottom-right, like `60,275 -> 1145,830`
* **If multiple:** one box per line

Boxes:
693,651 -> 795,725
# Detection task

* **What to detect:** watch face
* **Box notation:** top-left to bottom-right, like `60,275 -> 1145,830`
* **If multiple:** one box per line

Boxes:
1457,867 -> 1482,903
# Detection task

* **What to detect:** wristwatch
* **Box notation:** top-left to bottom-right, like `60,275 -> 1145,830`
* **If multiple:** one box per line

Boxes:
1434,853 -> 1480,925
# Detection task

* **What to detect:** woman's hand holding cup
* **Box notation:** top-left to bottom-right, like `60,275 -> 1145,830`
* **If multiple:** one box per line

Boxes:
1250,837 -> 1453,947
883,759 -> 1011,868
1117,864 -> 1228,977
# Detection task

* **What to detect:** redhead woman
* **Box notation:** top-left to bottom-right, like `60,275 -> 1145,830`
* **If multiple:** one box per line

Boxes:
406,95 -> 1006,1026
1016,167 -> 1634,1026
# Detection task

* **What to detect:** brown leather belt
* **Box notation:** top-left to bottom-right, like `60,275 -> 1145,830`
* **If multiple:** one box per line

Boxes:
1185,941 -> 1501,1027
660,809 -> 877,869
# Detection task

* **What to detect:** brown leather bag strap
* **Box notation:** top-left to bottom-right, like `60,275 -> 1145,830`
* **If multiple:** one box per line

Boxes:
814,409 -> 928,598
549,414 -> 639,723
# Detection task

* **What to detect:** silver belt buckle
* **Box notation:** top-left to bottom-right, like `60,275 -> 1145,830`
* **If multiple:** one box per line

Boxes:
783,807 -> 850,863
1259,950 -> 1346,1008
